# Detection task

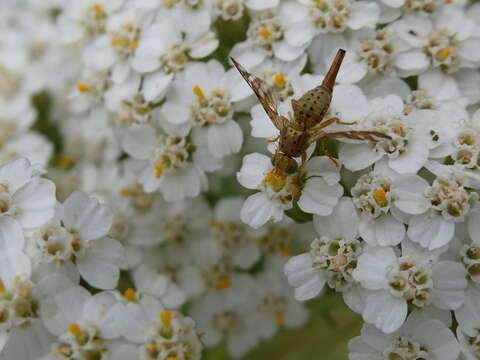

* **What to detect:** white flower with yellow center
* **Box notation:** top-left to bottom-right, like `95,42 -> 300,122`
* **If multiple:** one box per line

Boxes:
40,289 -> 124,360
237,153 -> 343,229
353,241 -> 467,333
214,0 -> 245,21
29,191 -> 124,290
351,168 -> 406,246
57,0 -> 124,44
131,9 -> 218,76
393,8 -> 480,75
349,312 -> 460,360
285,198 -> 364,301
113,296 -> 203,360
393,173 -> 479,250
0,158 -> 55,232
340,94 -> 432,174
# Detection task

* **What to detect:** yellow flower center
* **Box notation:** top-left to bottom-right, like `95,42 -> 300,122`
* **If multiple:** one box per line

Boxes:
92,3 -> 104,16
124,288 -> 138,302
0,279 -> 5,293
281,247 -> 290,257
275,74 -> 285,87
436,48 -> 452,61
258,27 -> 271,38
160,310 -> 172,329
68,323 -> 84,337
192,85 -> 206,99
263,171 -> 286,190
374,188 -> 386,202
216,276 -> 231,289
58,155 -> 74,169
275,312 -> 285,326
76,83 -> 91,93
129,40 -> 138,49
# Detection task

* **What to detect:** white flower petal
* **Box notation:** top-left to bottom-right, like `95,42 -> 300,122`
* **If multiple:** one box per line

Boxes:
340,144 -> 383,172
240,192 -> 283,229
207,121 -> 243,158
408,213 -> 454,250
313,197 -> 358,239
298,178 -> 343,216
363,291 -> 407,333
432,261 -> 467,310
353,247 -> 396,289
392,175 -> 429,215
358,216 -> 405,246
236,153 -> 271,189
120,124 -> 156,159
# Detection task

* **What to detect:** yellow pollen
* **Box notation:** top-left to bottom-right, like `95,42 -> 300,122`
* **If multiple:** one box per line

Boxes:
52,347 -> 71,356
263,171 -> 286,189
437,48 -> 452,60
119,188 -> 134,197
258,27 -> 271,38
160,310 -> 172,329
275,313 -> 285,326
58,155 -> 74,169
162,0 -> 174,8
77,83 -> 90,93
216,276 -> 230,289
92,3 -> 104,15
374,188 -> 386,202
167,357 -> 178,360
111,36 -> 127,47
0,279 -> 5,293
155,160 -> 165,179
192,85 -> 205,99
281,247 -> 290,257
444,0 -> 454,3
275,74 -> 285,87
124,288 -> 137,302
68,323 -> 83,337
129,40 -> 138,49
208,219 -> 220,227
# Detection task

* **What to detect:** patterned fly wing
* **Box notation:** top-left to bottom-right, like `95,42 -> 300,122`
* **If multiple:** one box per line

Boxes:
230,57 -> 283,130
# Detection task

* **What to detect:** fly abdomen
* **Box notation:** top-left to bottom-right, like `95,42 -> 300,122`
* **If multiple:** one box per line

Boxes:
291,86 -> 332,129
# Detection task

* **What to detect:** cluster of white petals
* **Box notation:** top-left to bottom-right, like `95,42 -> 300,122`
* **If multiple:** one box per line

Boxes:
2,0 -> 480,359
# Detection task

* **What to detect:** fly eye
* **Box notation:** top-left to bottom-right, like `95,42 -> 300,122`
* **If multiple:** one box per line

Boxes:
286,164 -> 297,174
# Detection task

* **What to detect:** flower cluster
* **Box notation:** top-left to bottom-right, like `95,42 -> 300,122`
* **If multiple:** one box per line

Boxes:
2,0 -> 480,359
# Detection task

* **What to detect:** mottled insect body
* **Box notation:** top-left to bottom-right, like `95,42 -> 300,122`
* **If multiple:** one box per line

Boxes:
231,49 -> 389,176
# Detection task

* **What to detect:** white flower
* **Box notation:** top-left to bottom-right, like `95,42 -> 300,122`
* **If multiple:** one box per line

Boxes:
353,241 -> 467,333
116,295 -> 203,360
161,60 -> 245,157
0,158 -> 55,232
340,94 -> 432,174
393,173 -> 479,250
39,289 -> 124,359
351,166 -> 405,246
237,153 -> 343,228
284,197 -> 363,301
28,191 -> 124,289
120,124 -> 208,201
348,312 -> 460,360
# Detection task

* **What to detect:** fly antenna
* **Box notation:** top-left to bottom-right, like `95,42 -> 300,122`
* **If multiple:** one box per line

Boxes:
321,49 -> 346,91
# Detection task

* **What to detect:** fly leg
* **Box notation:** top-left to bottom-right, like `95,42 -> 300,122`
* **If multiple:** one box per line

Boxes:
267,135 -> 280,143
299,151 -> 308,171
319,138 -> 339,166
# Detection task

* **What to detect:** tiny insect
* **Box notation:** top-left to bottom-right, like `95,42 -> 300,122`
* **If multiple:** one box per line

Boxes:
231,49 -> 390,176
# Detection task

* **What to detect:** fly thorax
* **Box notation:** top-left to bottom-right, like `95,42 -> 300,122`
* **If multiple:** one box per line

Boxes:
247,13 -> 284,52
153,135 -> 195,179
310,236 -> 363,291
52,322 -> 107,360
351,173 -> 393,221
383,336 -> 432,360
255,224 -> 294,258
452,129 -> 480,170
308,0 -> 352,34
460,244 -> 480,284
191,85 -> 233,126
141,310 -> 202,360
0,277 -> 38,332
387,257 -> 433,308
424,30 -> 460,73
424,177 -> 477,221
279,127 -> 307,156
357,28 -> 394,75
214,0 -> 245,21
109,23 -> 140,59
